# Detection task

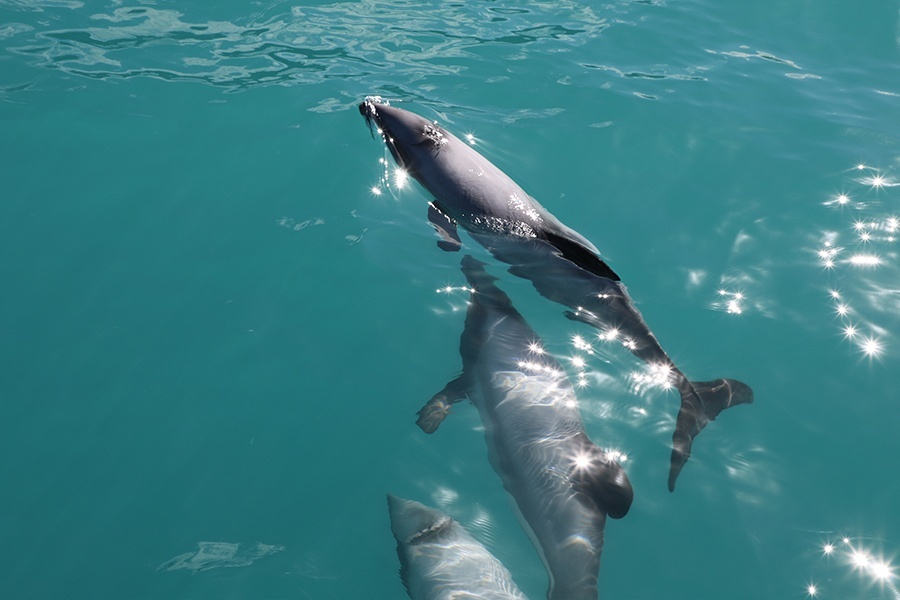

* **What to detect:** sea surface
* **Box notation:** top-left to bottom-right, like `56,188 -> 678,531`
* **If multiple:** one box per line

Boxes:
2,1 -> 899,599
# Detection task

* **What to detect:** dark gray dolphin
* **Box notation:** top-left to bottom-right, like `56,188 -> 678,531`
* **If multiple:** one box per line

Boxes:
387,494 -> 528,600
359,97 -> 753,491
416,256 -> 632,600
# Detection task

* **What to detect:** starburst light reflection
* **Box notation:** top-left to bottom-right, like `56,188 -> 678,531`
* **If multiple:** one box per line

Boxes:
711,287 -> 748,314
811,164 -> 900,360
516,360 -> 563,378
430,283 -> 476,315
824,192 -> 853,207
598,327 -> 620,342
849,253 -> 882,267
630,363 -> 674,394
572,335 -> 594,354
859,335 -> 883,358
606,449 -> 628,463
802,533 -> 900,599
435,285 -> 473,295
847,544 -> 900,596
868,174 -> 887,188
528,342 -> 545,355
570,451 -> 593,473
368,155 -> 406,200
818,245 -> 841,269
393,168 -> 409,189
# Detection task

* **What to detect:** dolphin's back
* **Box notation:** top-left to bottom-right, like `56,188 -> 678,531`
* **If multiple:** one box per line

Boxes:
458,256 -> 633,600
427,128 -> 618,279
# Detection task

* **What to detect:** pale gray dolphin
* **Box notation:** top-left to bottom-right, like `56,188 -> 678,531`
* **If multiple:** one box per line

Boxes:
359,97 -> 752,491
416,256 -> 633,600
387,494 -> 528,600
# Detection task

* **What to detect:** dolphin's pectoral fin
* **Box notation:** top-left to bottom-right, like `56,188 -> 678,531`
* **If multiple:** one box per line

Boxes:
416,397 -> 453,434
668,378 -> 754,492
571,442 -> 634,519
416,374 -> 470,433
542,230 -> 620,281
428,202 -> 462,252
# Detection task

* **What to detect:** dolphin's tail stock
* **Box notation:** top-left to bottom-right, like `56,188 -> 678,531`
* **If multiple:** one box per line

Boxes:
668,378 -> 753,492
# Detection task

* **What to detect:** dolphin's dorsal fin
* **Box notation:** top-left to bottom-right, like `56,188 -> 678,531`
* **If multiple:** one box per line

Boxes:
570,442 -> 634,519
541,230 -> 620,281
428,202 -> 462,252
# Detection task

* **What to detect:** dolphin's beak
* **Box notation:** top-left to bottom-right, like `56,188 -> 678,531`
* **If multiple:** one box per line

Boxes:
359,96 -> 382,138
358,96 -> 422,172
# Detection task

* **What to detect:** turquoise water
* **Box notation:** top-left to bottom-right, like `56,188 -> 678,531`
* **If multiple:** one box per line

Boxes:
2,1 -> 899,598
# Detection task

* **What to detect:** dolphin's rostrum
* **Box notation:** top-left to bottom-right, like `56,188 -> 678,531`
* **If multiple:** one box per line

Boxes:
359,97 -> 753,491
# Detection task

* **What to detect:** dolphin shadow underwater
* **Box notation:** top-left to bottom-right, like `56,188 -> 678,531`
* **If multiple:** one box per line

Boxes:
359,97 -> 753,492
387,494 -> 529,599
415,255 -> 633,600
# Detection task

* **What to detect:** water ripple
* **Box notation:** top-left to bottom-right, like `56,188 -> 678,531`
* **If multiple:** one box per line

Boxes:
0,0 -> 83,11
582,62 -> 708,83
8,1 -> 611,92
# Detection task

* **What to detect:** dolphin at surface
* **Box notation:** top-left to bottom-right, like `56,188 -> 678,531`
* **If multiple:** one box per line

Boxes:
359,97 -> 753,491
416,255 -> 633,600
387,494 -> 528,600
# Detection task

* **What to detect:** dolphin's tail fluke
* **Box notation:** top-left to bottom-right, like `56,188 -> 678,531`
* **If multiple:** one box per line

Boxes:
668,378 -> 753,492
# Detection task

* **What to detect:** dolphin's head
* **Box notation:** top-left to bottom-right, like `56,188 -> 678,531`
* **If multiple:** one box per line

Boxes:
387,494 -> 454,545
359,97 -> 449,177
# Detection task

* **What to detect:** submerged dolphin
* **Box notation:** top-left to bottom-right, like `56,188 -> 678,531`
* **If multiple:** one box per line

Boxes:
387,494 -> 528,600
359,97 -> 753,491
417,255 -> 632,600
